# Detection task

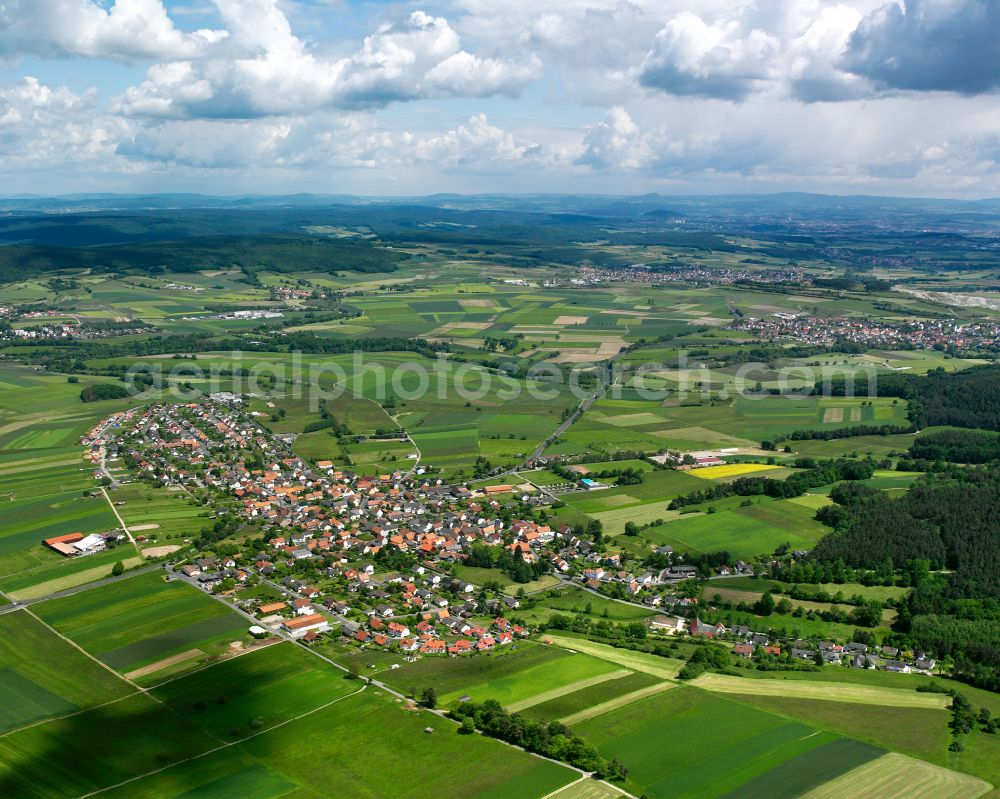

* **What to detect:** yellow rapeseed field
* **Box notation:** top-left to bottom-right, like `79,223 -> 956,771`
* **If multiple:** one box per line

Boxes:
689,462 -> 783,480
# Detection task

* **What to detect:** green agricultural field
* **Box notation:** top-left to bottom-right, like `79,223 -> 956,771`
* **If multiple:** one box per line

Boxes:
0,489 -> 118,577
549,393 -> 909,460
378,639 -> 571,700
590,504 -> 684,536
801,752 -> 991,799
2,553 -> 145,601
723,738 -> 890,799
542,635 -> 685,680
526,587 -> 655,623
0,548 -> 140,600
689,673 -> 951,709
518,671 -> 662,723
107,482 -> 215,545
33,571 -> 248,682
0,610 -> 135,734
640,497 -> 827,559
559,682 -> 677,727
0,448 -> 94,499
559,470 -> 704,515
726,693 -> 950,764
711,576 -> 911,603
0,692 -> 217,798
790,432 -> 917,458
436,650 -> 620,708
545,781 -> 625,799
572,686 -> 874,799
97,689 -> 576,799
151,642 -> 358,739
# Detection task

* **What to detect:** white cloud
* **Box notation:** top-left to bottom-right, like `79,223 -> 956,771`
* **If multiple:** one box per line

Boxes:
639,12 -> 781,101
0,77 -> 125,166
409,113 -> 548,167
0,0 -> 225,62
115,5 -> 540,118
117,111 -> 552,172
636,1 -> 1000,103
842,0 -> 1000,94
117,117 -> 294,168
6,0 -> 1000,196
576,106 -> 653,169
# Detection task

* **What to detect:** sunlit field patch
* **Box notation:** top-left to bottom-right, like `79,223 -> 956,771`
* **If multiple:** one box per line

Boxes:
688,462 -> 783,479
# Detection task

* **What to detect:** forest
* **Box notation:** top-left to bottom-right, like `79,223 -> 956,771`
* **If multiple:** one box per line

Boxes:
0,234 -> 403,283
811,467 -> 1000,691
828,364 -> 1000,431
908,429 -> 1000,463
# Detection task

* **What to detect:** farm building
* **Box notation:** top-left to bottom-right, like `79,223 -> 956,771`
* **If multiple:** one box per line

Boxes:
281,613 -> 330,639
43,532 -> 84,556
43,532 -> 105,557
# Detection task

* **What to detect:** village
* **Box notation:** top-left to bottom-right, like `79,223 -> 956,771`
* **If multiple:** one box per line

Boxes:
73,398 -> 943,681
729,313 -> 1000,352
572,263 -> 806,288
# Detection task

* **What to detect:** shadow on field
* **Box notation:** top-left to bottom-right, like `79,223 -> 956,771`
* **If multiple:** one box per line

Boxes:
0,649 -> 360,798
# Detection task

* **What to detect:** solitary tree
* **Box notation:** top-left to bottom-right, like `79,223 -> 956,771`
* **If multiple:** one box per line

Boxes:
755,591 -> 776,616
111,560 -> 125,577
420,687 -> 437,709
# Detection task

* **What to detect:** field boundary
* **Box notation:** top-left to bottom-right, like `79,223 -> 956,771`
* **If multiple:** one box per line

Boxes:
79,684 -> 369,798
799,752 -> 991,799
0,691 -> 136,740
506,669 -> 632,713
123,648 -> 204,681
21,607 -> 145,692
559,681 -> 675,726
690,673 -> 951,708
543,635 -> 684,680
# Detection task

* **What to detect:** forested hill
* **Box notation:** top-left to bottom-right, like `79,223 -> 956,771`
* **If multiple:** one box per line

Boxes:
0,235 -> 403,283
830,364 -> 1000,431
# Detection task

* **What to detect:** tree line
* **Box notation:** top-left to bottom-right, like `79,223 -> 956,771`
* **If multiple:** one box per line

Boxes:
667,458 -> 875,510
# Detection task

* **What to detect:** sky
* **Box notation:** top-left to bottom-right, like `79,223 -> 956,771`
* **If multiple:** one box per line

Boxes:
1,0 -> 1000,197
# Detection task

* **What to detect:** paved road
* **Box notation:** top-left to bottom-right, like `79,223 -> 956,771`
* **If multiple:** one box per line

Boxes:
101,486 -> 140,552
519,359 -> 616,470
98,448 -> 121,488
554,573 -> 658,611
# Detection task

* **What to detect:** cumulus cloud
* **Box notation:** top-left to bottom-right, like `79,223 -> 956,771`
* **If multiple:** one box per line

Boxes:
115,5 -> 540,118
575,105 -> 779,176
117,118 -> 294,168
842,0 -> 1000,94
118,112 -> 552,172
0,76 -> 125,166
576,106 -> 654,169
409,113 -> 548,167
639,12 -> 781,101
636,1 -> 1000,102
0,0 -> 225,62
